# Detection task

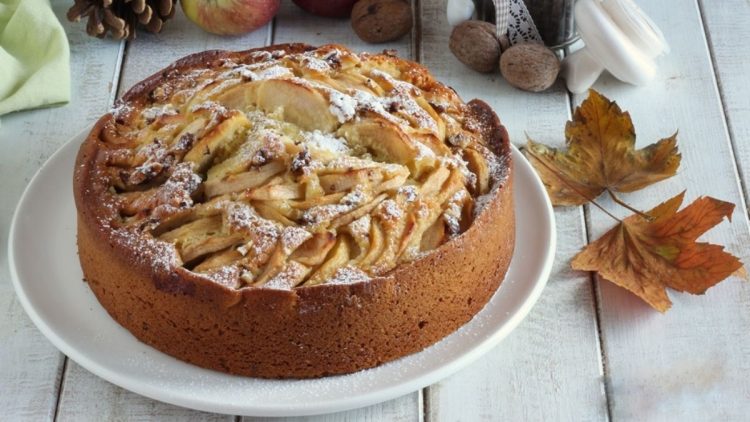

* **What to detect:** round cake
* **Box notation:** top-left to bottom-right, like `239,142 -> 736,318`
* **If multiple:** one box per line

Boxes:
74,43 -> 515,379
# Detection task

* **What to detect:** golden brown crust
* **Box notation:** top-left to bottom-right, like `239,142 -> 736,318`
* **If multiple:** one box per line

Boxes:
74,44 -> 514,378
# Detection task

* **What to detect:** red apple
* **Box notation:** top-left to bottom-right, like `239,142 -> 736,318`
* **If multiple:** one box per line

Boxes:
181,0 -> 280,35
292,0 -> 358,18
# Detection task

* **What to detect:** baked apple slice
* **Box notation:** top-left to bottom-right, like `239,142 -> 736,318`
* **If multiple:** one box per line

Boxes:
159,215 -> 244,263
305,236 -> 352,285
257,78 -> 340,132
290,231 -> 337,266
184,111 -> 250,173
205,161 -> 285,198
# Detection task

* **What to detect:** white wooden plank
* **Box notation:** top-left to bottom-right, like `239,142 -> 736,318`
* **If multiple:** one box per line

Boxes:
55,362 -> 230,422
0,1 -> 124,419
241,3 -> 422,422
584,1 -> 750,420
248,394 -> 420,422
419,1 -> 607,421
697,0 -> 750,209
53,9 -> 270,421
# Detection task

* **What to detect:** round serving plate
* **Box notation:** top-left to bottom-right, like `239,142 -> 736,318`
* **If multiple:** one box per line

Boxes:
8,127 -> 555,417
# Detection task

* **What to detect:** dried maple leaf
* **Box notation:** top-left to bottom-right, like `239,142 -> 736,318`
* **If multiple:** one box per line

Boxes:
524,90 -> 681,206
572,192 -> 743,312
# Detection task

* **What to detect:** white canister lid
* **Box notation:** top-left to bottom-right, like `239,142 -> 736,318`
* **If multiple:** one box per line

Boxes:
601,0 -> 669,57
575,0 -> 657,86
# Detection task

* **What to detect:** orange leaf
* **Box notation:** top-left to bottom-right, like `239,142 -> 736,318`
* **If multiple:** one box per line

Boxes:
524,90 -> 681,206
572,192 -> 744,312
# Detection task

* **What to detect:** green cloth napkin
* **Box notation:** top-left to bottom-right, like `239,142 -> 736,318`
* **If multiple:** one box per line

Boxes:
0,0 -> 70,116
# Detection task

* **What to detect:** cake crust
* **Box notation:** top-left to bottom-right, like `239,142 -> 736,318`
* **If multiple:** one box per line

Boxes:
74,44 -> 514,378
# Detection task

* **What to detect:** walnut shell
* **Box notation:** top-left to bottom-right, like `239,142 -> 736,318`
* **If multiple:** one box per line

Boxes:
351,0 -> 413,44
449,20 -> 501,73
499,43 -> 560,92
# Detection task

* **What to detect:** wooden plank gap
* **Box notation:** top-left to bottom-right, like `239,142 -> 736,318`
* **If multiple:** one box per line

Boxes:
51,357 -> 69,422
412,0 -> 422,63
545,49 -> 612,419
579,179 -> 615,422
117,39 -> 136,98
694,0 -> 750,216
591,271 -> 614,422
267,15 -> 276,46
569,78 -> 614,421
108,40 -> 128,106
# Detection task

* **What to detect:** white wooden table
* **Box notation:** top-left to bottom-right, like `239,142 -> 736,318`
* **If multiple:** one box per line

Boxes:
2,0 -> 749,420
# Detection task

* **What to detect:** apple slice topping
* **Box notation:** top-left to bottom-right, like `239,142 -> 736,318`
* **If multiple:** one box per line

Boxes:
105,45 -> 502,289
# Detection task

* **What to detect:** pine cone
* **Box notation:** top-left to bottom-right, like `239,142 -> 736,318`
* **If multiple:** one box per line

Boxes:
67,0 -> 177,40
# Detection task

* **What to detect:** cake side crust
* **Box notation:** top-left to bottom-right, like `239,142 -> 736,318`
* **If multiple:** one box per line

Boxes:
77,172 -> 513,378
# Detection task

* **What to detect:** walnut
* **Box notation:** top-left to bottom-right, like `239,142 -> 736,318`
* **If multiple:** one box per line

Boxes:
351,0 -> 413,44
499,43 -> 560,92
449,20 -> 502,73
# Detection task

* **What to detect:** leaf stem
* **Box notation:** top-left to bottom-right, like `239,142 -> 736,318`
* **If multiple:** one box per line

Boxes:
523,147 -> 622,223
607,190 -> 654,221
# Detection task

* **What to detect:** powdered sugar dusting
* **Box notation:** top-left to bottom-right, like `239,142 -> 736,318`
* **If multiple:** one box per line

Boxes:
397,185 -> 418,202
348,214 -> 371,239
341,187 -> 367,207
110,228 -> 181,273
248,50 -> 286,62
225,201 -> 255,232
110,101 -> 133,120
250,222 -> 281,257
440,153 -> 477,188
223,201 -> 282,256
142,104 -> 178,122
377,199 -> 403,220
304,131 -> 350,156
129,139 -> 170,185
201,265 -> 241,289
280,226 -> 312,254
302,187 -> 369,227
370,69 -> 438,132
190,100 -> 228,115
443,189 -> 468,237
300,55 -> 330,72
328,266 -> 371,285
414,141 -> 436,160
256,65 -> 294,80
150,163 -> 201,221
263,261 -> 308,290
219,63 -> 293,82
474,191 -> 496,218
349,89 -> 407,126
302,204 -> 351,226
327,89 -> 357,123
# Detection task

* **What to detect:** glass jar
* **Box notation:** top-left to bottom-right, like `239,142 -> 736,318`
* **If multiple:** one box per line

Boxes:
475,0 -> 578,48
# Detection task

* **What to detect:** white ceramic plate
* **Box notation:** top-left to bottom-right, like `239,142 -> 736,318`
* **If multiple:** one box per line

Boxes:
9,128 -> 555,417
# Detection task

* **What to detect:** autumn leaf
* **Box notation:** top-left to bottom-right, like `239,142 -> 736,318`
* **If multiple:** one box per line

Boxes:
524,90 -> 681,206
571,192 -> 743,312
521,89 -> 742,311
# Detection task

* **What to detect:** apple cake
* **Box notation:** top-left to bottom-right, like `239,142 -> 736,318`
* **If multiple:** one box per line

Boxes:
74,43 -> 514,378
